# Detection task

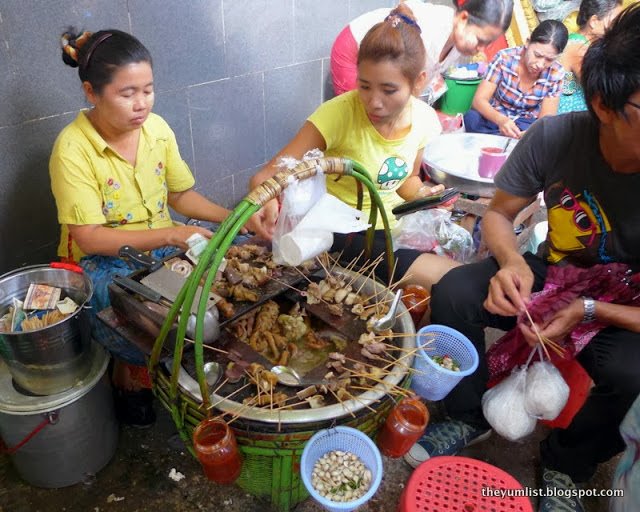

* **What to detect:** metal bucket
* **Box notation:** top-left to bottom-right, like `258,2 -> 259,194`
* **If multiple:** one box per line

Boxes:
0,343 -> 118,488
0,265 -> 93,395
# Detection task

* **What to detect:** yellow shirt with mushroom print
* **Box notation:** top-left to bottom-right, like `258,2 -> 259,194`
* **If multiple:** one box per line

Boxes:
50,111 -> 195,262
308,90 -> 441,229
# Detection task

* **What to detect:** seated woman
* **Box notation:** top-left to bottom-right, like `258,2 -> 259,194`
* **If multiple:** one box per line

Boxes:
251,4 -> 459,292
50,29 -> 257,426
558,0 -> 623,114
464,19 -> 568,138
330,0 -> 513,97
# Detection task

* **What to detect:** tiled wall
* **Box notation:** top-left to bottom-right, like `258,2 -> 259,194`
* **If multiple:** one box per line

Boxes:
0,0 -> 400,273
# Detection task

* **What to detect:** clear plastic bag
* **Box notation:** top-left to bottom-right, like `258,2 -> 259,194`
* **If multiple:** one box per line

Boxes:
391,209 -> 475,263
482,366 -> 537,442
272,154 -> 327,265
524,360 -> 569,421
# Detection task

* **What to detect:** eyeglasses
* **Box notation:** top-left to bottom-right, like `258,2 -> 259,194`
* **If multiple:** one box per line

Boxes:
627,100 -> 640,111
559,188 -> 596,246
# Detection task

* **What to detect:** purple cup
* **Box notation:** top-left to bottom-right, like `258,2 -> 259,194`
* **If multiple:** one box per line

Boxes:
478,147 -> 507,179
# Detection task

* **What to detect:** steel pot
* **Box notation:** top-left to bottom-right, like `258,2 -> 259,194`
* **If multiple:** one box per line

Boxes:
0,265 -> 93,395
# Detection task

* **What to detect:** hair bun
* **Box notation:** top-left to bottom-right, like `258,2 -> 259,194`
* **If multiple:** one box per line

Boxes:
60,30 -> 92,68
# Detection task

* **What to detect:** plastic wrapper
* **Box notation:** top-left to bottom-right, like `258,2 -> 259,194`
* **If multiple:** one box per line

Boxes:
391,209 -> 475,263
272,150 -> 369,266
524,360 -> 570,420
272,155 -> 327,265
482,367 -> 536,442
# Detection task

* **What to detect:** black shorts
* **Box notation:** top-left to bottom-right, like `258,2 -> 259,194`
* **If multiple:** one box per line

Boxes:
331,230 -> 421,284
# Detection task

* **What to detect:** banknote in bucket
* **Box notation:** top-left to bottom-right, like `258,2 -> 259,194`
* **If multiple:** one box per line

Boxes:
24,283 -> 62,310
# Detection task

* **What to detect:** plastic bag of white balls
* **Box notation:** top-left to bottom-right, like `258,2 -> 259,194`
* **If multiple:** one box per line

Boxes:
524,360 -> 569,420
482,367 -> 536,442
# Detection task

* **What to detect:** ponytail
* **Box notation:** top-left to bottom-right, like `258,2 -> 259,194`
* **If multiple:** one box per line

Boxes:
358,4 -> 426,84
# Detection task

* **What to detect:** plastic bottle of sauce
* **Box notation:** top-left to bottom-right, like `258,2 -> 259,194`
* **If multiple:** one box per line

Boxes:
193,418 -> 242,483
401,285 -> 429,326
377,395 -> 429,458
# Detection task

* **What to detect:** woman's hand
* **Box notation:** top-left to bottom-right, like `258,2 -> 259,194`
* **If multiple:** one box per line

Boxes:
248,199 -> 279,241
498,118 -> 522,139
413,183 -> 445,199
519,298 -> 584,347
484,257 -> 534,317
167,225 -> 213,249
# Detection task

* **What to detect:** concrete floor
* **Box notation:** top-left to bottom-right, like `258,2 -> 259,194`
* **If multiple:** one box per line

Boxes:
0,390 -> 618,512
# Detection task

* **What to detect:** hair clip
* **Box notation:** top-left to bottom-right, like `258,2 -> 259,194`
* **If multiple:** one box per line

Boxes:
81,32 -> 113,71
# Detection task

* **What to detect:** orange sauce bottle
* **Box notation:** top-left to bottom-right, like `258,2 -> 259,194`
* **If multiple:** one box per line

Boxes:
193,418 -> 243,484
377,395 -> 429,458
402,285 -> 429,326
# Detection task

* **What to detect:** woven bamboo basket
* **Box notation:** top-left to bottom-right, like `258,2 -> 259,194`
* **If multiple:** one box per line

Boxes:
149,157 -> 409,511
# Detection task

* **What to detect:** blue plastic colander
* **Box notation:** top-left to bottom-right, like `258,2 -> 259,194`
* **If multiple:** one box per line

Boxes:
411,324 -> 479,401
300,426 -> 383,512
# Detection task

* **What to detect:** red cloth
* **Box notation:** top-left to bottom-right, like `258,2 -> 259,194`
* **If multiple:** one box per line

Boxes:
487,263 -> 640,385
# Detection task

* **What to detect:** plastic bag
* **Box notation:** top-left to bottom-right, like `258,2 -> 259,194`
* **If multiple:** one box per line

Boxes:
524,360 -> 569,420
392,209 -> 475,263
272,152 -> 327,265
482,366 -> 536,441
278,194 -> 369,266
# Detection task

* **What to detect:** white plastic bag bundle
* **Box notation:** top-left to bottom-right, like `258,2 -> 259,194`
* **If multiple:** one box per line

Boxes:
482,367 -> 537,442
271,150 -> 370,266
524,360 -> 569,420
391,209 -> 474,263
278,194 -> 370,266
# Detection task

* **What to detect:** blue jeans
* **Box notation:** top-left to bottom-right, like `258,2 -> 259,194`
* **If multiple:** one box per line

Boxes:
463,108 -> 535,135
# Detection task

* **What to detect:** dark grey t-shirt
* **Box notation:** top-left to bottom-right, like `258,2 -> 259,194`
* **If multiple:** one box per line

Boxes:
494,112 -> 640,267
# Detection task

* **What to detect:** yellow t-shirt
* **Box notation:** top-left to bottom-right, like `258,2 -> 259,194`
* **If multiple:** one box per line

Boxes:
49,111 -> 195,261
308,90 -> 441,228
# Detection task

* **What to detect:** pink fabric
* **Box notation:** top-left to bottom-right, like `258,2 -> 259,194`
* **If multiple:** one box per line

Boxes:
330,25 -> 359,95
486,263 -> 640,385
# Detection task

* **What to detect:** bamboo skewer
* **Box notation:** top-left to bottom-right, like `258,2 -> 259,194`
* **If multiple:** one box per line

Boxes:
523,308 -> 551,360
184,338 -> 229,355
328,388 -> 356,418
206,382 -> 252,410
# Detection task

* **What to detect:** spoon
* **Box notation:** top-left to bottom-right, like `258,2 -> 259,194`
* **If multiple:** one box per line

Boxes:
270,365 -> 303,387
186,307 -> 220,344
370,289 -> 403,332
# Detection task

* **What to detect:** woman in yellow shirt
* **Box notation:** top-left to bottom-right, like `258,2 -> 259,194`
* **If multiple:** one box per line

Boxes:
251,4 -> 459,289
51,29 -> 256,426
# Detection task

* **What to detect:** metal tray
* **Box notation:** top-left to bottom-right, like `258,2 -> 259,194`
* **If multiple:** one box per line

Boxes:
423,133 -> 518,197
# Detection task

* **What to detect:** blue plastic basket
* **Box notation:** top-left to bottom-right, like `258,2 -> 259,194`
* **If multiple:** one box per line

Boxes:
300,426 -> 383,512
411,324 -> 479,401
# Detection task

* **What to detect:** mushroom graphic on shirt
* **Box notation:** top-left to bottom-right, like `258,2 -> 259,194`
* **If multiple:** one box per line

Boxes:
377,157 -> 409,190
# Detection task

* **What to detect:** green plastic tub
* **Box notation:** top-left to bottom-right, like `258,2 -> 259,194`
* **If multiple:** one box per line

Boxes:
440,77 -> 482,115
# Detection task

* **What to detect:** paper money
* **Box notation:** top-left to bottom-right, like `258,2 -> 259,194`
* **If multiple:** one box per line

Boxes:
24,284 -> 62,310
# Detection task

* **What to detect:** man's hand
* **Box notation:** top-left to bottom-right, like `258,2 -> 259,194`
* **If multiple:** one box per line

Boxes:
484,257 -> 534,316
519,298 -> 585,347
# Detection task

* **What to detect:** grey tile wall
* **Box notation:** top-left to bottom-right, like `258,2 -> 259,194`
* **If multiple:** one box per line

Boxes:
0,0 -> 394,274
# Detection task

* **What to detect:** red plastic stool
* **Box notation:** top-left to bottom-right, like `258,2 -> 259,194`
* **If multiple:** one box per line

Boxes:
398,456 -> 533,512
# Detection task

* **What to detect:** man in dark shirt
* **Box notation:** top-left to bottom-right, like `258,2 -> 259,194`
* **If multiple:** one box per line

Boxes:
405,4 -> 640,511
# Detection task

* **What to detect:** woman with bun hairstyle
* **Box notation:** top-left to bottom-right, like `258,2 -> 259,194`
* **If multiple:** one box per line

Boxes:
330,0 -> 513,97
51,29 -> 257,426
251,4 -> 460,292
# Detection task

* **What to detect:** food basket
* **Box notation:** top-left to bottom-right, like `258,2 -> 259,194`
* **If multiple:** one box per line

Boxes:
301,426 -> 383,512
148,157 -> 404,511
411,324 -> 479,401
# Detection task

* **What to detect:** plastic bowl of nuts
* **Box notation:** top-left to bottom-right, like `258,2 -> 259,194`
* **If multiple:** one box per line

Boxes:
301,426 -> 383,512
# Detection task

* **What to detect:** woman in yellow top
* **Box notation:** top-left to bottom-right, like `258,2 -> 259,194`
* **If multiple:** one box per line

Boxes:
251,4 -> 459,289
50,29 -> 256,426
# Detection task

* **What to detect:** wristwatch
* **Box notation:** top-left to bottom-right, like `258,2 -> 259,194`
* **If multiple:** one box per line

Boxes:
582,297 -> 596,323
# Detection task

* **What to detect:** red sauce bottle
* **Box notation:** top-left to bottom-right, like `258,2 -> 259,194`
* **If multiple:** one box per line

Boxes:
193,418 -> 243,484
401,285 -> 430,327
377,395 -> 429,458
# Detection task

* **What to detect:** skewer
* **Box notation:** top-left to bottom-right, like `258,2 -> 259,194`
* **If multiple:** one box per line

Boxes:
523,308 -> 551,360
289,264 -> 314,284
329,388 -> 356,418
184,338 -> 229,355
315,254 -> 332,276
328,250 -> 344,273
206,382 -> 252,410
343,389 -> 377,413
395,296 -> 431,320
